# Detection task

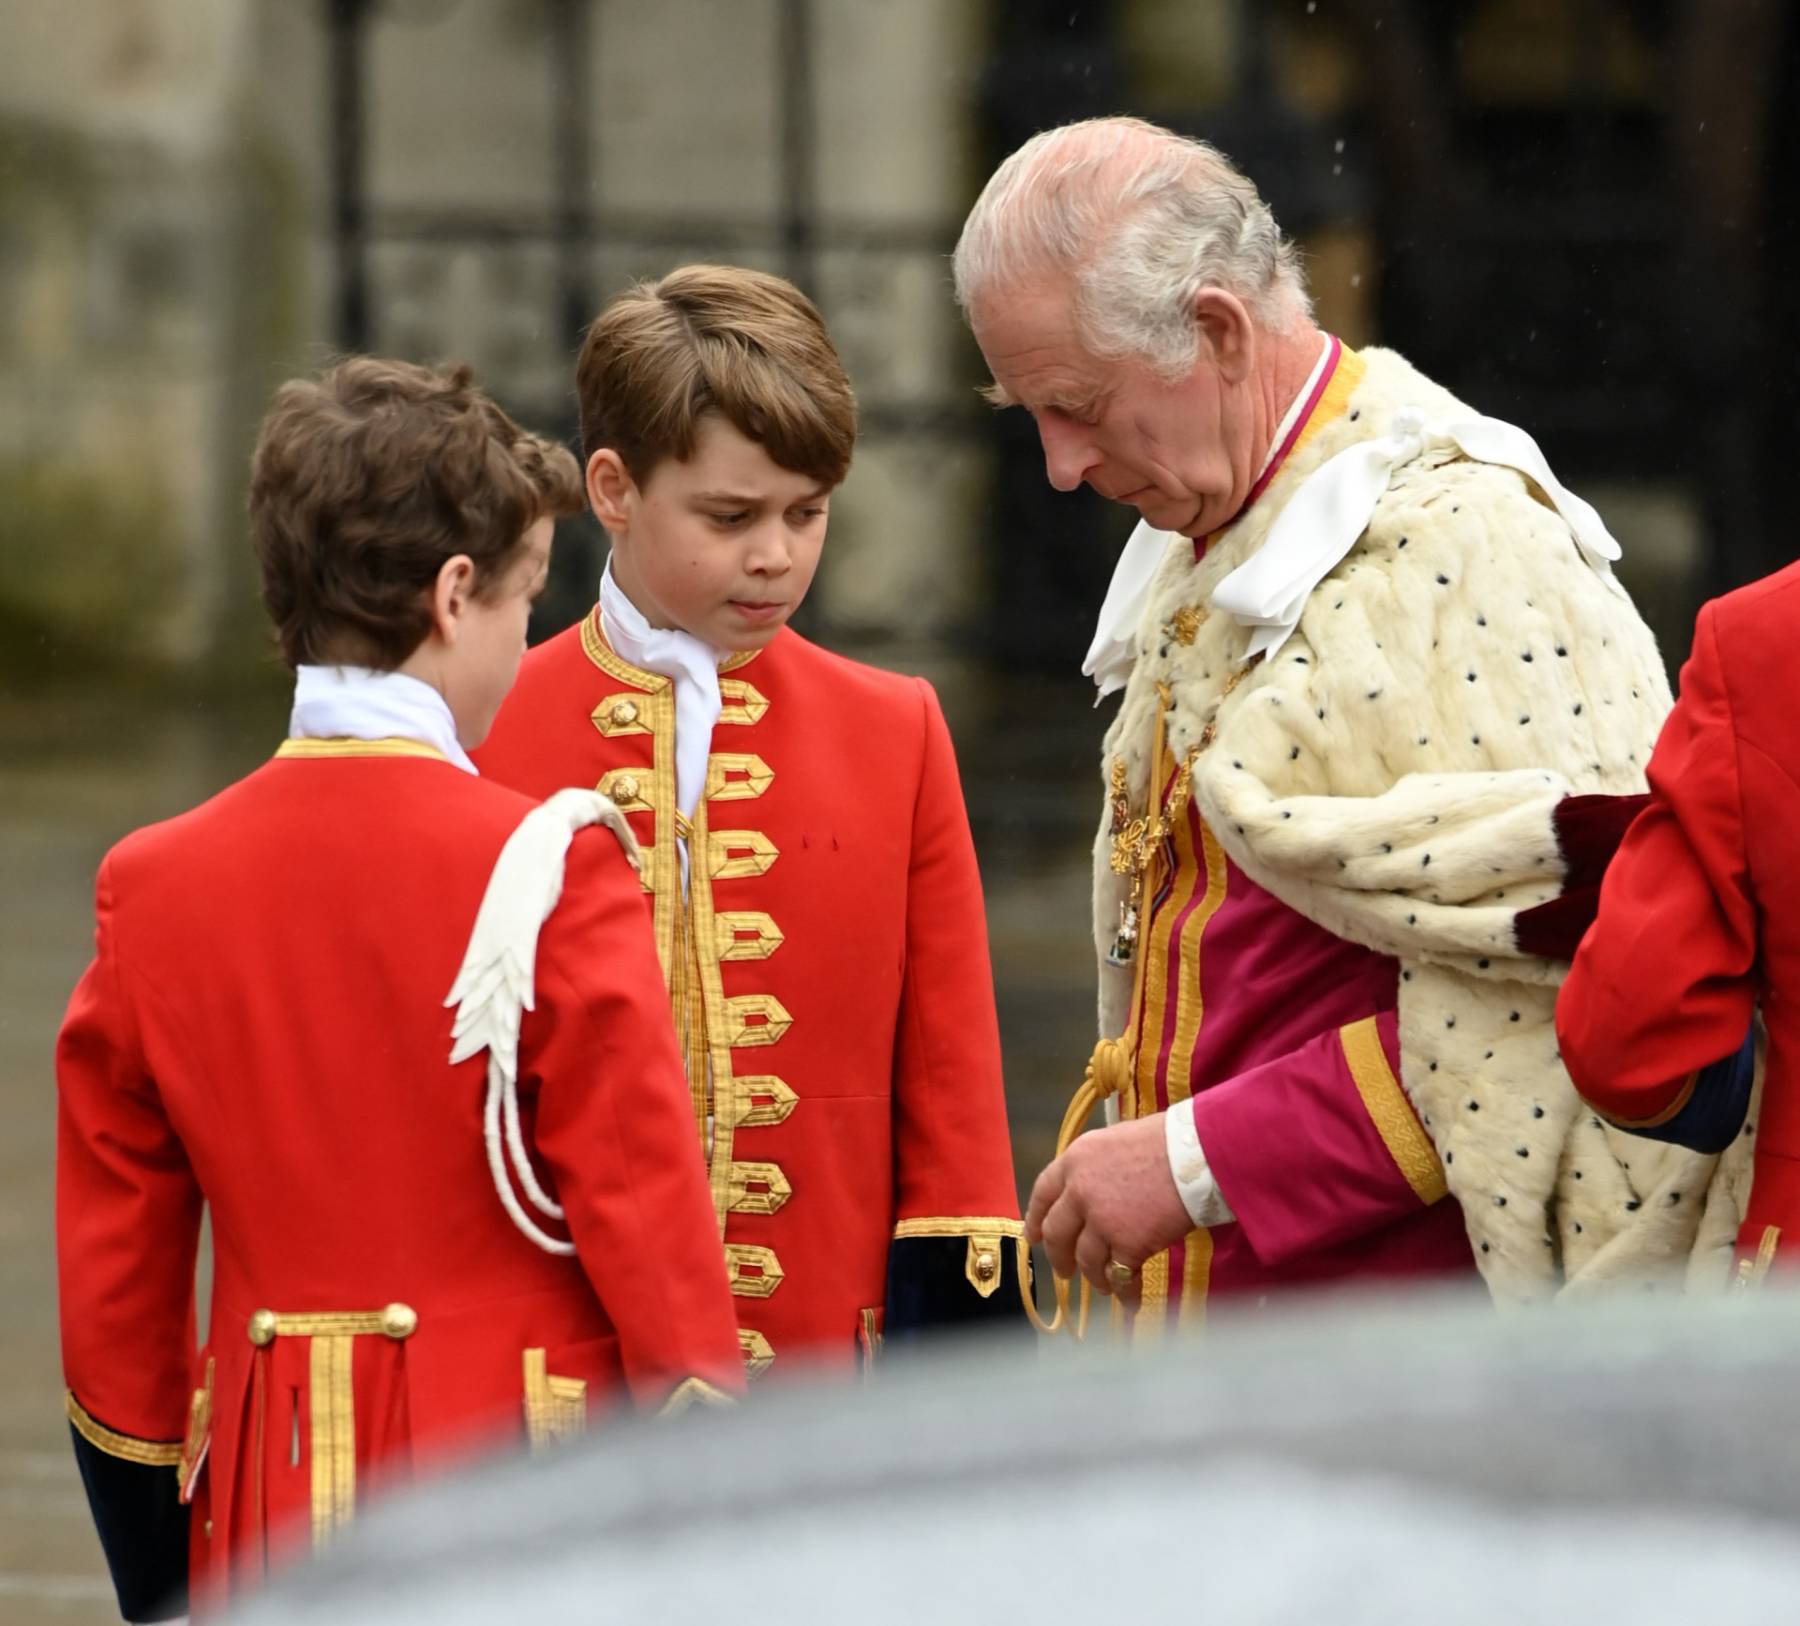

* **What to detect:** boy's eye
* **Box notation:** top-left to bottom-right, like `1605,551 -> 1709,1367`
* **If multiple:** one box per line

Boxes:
793,506 -> 827,522
711,511 -> 751,527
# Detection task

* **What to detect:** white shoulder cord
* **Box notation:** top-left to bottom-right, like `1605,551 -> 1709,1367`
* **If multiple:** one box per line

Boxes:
445,788 -> 641,1255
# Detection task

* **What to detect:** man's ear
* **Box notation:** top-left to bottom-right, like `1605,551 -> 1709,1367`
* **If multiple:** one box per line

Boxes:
1191,288 -> 1255,385
428,554 -> 477,644
587,449 -> 636,532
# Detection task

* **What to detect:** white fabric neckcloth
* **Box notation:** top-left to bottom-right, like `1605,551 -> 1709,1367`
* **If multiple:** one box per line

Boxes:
289,663 -> 476,774
598,560 -> 725,821
1082,334 -> 1335,702
1211,404 -> 1621,663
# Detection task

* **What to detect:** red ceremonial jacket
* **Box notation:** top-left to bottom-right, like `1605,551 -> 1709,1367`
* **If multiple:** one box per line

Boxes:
475,615 -> 1023,1376
57,740 -> 743,1616
1558,563 -> 1800,1280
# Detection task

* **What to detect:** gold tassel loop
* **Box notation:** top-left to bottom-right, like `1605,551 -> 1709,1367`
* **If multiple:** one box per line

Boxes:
1022,1035 -> 1135,1339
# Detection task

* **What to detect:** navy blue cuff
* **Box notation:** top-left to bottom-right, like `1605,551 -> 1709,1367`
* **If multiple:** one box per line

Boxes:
69,1423 -> 189,1622
1622,1027 -> 1756,1156
883,1235 -> 1031,1345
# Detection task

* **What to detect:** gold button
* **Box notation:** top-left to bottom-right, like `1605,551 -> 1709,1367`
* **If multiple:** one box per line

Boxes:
380,1301 -> 418,1340
612,774 -> 641,804
610,700 -> 639,727
203,1518 -> 213,1540
974,1250 -> 998,1283
247,1309 -> 278,1347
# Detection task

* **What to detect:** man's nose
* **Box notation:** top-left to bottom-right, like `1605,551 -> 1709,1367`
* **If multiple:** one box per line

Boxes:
1040,416 -> 1099,493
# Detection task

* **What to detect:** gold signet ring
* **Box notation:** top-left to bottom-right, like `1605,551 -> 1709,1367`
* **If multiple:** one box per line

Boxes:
1106,1259 -> 1135,1293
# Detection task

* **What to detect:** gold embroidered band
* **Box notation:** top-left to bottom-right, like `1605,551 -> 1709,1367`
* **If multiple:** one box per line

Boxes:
1339,1017 -> 1449,1205
275,737 -> 447,762
65,1392 -> 184,1467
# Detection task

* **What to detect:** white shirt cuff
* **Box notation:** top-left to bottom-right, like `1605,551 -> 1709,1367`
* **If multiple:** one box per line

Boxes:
1164,1101 -> 1236,1229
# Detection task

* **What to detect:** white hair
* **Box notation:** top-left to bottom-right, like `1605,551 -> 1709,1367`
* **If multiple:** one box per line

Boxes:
953,116 -> 1313,378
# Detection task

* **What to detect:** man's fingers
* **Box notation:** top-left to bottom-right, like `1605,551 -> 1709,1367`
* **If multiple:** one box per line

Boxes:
1075,1224 -> 1114,1294
1037,1188 -> 1083,1279
1024,1158 -> 1067,1245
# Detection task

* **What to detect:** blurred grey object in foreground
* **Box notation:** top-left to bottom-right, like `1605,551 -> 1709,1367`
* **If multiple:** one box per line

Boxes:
236,1288 -> 1800,1624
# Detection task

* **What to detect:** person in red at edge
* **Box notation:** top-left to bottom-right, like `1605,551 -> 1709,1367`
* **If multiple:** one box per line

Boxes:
1557,570 -> 1787,1282
56,358 -> 742,1623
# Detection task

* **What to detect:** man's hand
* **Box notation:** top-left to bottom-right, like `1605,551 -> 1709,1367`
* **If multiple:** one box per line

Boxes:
1024,1113 -> 1195,1301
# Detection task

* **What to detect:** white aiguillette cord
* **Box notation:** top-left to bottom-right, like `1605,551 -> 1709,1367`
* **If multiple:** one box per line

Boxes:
445,788 -> 641,1255
1211,405 -> 1623,662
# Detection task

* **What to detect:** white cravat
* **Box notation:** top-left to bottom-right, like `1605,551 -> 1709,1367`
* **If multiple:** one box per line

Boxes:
289,664 -> 476,774
598,561 -> 725,824
1211,405 -> 1620,663
1082,334 -> 1335,701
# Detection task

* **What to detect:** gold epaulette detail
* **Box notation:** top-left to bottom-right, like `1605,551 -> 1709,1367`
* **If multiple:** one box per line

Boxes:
732,1075 -> 798,1127
275,737 -> 448,762
718,678 -> 769,725
705,753 -> 774,802
65,1392 -> 183,1467
709,829 -> 779,878
727,1160 -> 792,1215
659,1377 -> 737,1418
522,1348 -> 587,1449
738,1328 -> 775,1378
715,910 -> 784,961
724,1243 -> 783,1297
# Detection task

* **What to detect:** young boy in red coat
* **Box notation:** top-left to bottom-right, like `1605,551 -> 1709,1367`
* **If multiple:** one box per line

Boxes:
475,266 -> 1024,1377
1556,569 -> 1779,1278
57,358 -> 743,1622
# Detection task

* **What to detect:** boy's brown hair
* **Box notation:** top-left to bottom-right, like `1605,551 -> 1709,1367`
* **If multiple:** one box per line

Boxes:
575,265 -> 857,489
250,356 -> 583,669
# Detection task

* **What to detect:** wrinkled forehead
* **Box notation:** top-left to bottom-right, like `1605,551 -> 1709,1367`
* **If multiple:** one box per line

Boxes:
968,278 -> 1104,403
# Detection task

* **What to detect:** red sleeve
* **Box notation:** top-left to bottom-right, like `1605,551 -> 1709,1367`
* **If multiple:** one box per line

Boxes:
56,855 -> 203,1445
889,681 -> 1020,1236
525,828 -> 745,1405
1191,1009 -> 1448,1266
1556,601 -> 1758,1123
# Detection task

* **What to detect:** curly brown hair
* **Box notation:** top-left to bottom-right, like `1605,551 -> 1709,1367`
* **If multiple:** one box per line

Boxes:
576,264 -> 856,489
250,356 -> 583,669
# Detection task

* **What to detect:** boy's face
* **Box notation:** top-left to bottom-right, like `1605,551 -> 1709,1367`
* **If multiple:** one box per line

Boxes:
448,516 -> 553,746
594,415 -> 831,652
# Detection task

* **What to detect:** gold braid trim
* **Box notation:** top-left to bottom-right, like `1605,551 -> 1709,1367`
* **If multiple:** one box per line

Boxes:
275,737 -> 447,762
1340,1017 -> 1448,1205
891,1216 -> 1025,1240
65,1392 -> 183,1467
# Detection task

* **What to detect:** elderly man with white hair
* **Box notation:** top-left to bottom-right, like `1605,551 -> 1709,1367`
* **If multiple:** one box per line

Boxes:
956,116 -> 1752,1328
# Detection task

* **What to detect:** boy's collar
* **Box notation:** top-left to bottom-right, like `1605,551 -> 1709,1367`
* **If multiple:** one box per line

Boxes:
287,664 -> 476,774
